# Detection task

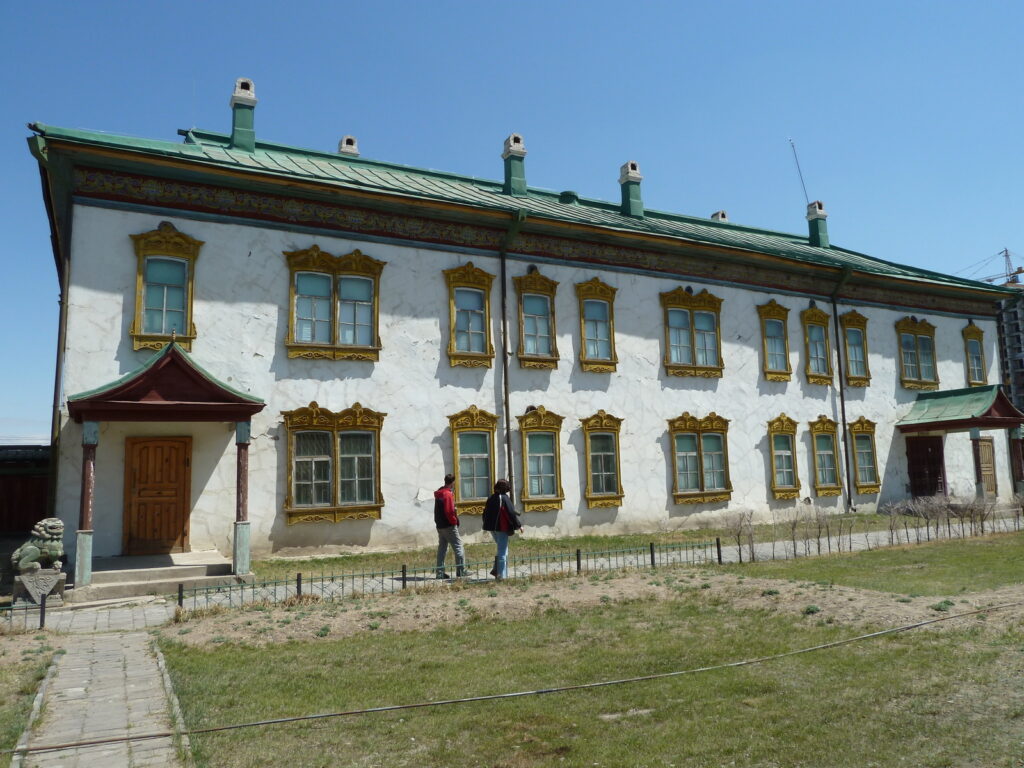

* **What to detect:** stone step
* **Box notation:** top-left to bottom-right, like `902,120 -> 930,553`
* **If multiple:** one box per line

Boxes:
88,563 -> 232,585
66,573 -> 248,603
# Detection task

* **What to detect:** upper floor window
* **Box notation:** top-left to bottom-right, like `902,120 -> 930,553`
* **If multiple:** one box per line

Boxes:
800,306 -> 833,385
513,270 -> 559,369
660,288 -> 724,378
757,300 -> 791,381
581,410 -> 623,507
130,222 -> 202,351
809,415 -> 842,497
282,401 -> 386,524
896,317 -> 938,390
285,246 -> 385,361
768,414 -> 801,500
839,310 -> 871,387
667,412 -> 731,504
575,278 -> 618,373
962,322 -> 987,385
848,417 -> 880,495
448,405 -> 498,513
444,262 -> 495,368
517,406 -> 565,512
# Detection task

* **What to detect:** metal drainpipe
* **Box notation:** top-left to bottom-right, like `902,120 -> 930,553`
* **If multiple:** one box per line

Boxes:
499,210 -> 528,499
830,267 -> 853,512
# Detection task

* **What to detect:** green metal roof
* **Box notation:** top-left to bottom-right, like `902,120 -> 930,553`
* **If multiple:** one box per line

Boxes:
897,385 -> 1003,428
30,122 -> 1010,296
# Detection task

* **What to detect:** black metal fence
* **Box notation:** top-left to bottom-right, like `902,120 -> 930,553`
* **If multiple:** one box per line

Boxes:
173,539 -> 719,612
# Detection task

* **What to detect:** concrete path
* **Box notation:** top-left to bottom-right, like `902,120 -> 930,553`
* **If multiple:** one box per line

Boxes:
13,633 -> 184,768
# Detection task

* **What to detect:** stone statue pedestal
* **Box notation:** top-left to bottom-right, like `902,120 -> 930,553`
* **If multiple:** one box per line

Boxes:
13,569 -> 66,607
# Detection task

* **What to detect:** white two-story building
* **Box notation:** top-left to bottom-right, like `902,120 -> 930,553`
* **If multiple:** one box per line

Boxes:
28,79 -> 1023,584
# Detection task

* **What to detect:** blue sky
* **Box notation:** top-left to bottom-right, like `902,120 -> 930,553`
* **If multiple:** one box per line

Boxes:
2,1 -> 1023,442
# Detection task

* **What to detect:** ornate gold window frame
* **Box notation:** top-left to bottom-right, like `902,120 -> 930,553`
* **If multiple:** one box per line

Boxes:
800,306 -> 833,386
282,401 -> 386,524
757,300 -> 792,382
667,412 -> 732,504
513,270 -> 559,369
575,278 -> 618,373
768,413 -> 801,500
809,415 -> 842,497
896,317 -> 939,390
284,246 -> 386,361
660,287 -> 725,378
839,310 -> 871,387
129,222 -> 203,351
962,322 -> 987,386
517,406 -> 565,512
449,405 -> 498,513
444,262 -> 495,368
581,410 -> 624,507
848,416 -> 881,495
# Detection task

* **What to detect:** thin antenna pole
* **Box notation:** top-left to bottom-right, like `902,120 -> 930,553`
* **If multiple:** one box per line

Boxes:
789,138 -> 810,205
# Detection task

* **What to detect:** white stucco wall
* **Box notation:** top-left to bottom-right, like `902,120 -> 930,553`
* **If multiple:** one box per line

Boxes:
56,204 -> 1010,558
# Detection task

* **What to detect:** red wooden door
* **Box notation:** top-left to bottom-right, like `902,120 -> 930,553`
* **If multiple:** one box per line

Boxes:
124,437 -> 191,555
905,436 -> 945,498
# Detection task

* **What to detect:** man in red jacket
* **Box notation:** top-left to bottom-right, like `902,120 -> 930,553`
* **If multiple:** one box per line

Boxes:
434,473 -> 465,579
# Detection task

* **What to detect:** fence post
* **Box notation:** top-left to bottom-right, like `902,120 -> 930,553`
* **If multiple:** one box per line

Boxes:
177,584 -> 184,609
576,549 -> 582,574
649,543 -> 656,569
401,564 -> 407,590
715,537 -> 723,565
39,592 -> 46,630
296,572 -> 302,597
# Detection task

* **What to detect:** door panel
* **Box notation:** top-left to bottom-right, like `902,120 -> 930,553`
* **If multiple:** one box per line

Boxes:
124,437 -> 191,555
906,436 -> 945,498
973,438 -> 997,497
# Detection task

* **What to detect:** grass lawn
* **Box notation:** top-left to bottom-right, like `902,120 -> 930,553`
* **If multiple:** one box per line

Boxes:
163,533 -> 1024,767
250,511 -> 989,581
0,640 -> 54,768
722,532 -> 1024,596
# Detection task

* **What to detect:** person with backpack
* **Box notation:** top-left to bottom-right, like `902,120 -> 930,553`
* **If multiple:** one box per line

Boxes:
482,478 -> 523,580
433,473 -> 465,579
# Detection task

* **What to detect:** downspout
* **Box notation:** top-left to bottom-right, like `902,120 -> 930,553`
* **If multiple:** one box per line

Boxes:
499,209 -> 528,498
830,267 -> 853,512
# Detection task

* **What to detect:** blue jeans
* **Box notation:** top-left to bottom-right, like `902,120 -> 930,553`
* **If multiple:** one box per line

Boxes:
490,531 -> 510,579
436,526 -> 465,577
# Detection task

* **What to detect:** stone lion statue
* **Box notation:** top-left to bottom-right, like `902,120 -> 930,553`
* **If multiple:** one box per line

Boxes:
11,517 -> 65,575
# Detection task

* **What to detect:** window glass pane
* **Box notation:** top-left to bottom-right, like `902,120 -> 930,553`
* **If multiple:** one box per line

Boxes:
296,431 -> 332,457
339,276 -> 372,301
694,312 -> 715,332
765,319 -> 787,370
523,294 -> 549,316
918,337 -> 935,380
583,300 -> 608,322
855,434 -> 878,483
668,310 -> 692,365
145,258 -> 186,286
901,333 -> 919,379
296,272 -> 331,297
668,309 -> 690,329
815,434 -> 837,485
528,432 -> 554,454
694,312 -> 718,366
459,432 -> 487,455
590,434 -> 614,453
845,328 -> 866,376
702,433 -> 725,490
808,325 -> 828,374
455,288 -> 484,311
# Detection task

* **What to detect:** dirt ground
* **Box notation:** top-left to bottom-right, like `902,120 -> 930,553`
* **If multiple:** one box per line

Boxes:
154,567 -> 1024,649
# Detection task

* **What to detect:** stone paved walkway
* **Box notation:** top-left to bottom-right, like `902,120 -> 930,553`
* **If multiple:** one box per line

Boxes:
14,633 -> 183,768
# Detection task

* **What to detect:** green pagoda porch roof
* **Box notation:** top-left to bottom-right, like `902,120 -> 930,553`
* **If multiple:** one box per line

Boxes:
896,385 -> 1024,433
68,343 -> 264,423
